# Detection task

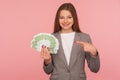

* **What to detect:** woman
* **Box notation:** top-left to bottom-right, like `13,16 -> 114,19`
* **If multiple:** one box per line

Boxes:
40,3 -> 100,80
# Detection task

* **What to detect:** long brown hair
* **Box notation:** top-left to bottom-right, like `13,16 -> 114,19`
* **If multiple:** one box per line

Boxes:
53,3 -> 82,33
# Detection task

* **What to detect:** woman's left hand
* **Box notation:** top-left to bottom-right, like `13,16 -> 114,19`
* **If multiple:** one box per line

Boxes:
75,40 -> 97,56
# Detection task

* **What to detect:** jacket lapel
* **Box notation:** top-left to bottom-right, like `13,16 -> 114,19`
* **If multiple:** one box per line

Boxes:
54,32 -> 81,70
55,32 -> 69,68
69,32 -> 81,69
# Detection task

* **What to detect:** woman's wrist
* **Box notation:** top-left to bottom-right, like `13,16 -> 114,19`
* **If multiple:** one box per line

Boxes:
44,58 -> 52,65
91,51 -> 97,56
90,49 -> 98,57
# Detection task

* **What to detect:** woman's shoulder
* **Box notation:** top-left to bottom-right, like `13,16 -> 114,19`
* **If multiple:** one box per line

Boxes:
51,32 -> 58,35
51,32 -> 91,37
51,32 -> 59,37
76,32 -> 90,37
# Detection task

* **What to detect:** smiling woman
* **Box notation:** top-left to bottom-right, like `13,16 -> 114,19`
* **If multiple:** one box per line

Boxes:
40,3 -> 100,80
59,10 -> 74,33
1,0 -> 120,80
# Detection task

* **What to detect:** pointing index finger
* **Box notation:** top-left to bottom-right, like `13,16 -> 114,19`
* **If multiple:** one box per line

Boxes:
75,40 -> 85,45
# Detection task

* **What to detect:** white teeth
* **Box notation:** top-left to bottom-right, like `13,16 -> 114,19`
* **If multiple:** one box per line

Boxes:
63,24 -> 69,26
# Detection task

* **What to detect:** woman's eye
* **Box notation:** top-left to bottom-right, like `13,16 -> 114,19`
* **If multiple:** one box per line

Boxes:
59,16 -> 73,19
67,16 -> 72,19
59,16 -> 64,19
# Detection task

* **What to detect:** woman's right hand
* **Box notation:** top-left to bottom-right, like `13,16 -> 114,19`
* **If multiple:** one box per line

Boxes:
40,45 -> 52,65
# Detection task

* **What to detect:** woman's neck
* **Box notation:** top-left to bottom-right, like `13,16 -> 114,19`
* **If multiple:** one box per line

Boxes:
60,29 -> 74,33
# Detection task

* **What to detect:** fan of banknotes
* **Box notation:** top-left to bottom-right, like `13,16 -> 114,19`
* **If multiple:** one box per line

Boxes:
31,33 -> 59,54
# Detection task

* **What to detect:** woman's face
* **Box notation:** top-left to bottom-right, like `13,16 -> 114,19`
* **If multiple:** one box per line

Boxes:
59,10 -> 74,33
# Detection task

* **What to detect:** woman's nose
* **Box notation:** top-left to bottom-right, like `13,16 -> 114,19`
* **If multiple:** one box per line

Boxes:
64,18 -> 68,23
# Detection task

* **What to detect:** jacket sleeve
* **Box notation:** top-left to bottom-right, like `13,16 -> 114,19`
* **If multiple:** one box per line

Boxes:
43,60 -> 54,75
85,34 -> 100,73
85,52 -> 100,73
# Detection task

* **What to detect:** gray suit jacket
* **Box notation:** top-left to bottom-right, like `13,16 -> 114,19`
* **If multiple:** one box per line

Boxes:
43,32 -> 100,80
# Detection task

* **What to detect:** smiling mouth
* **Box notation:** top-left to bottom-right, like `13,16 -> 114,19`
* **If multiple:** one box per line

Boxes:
62,23 -> 70,26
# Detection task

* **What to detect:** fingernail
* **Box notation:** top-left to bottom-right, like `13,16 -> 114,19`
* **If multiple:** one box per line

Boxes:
47,47 -> 50,51
74,41 -> 76,43
42,45 -> 44,48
